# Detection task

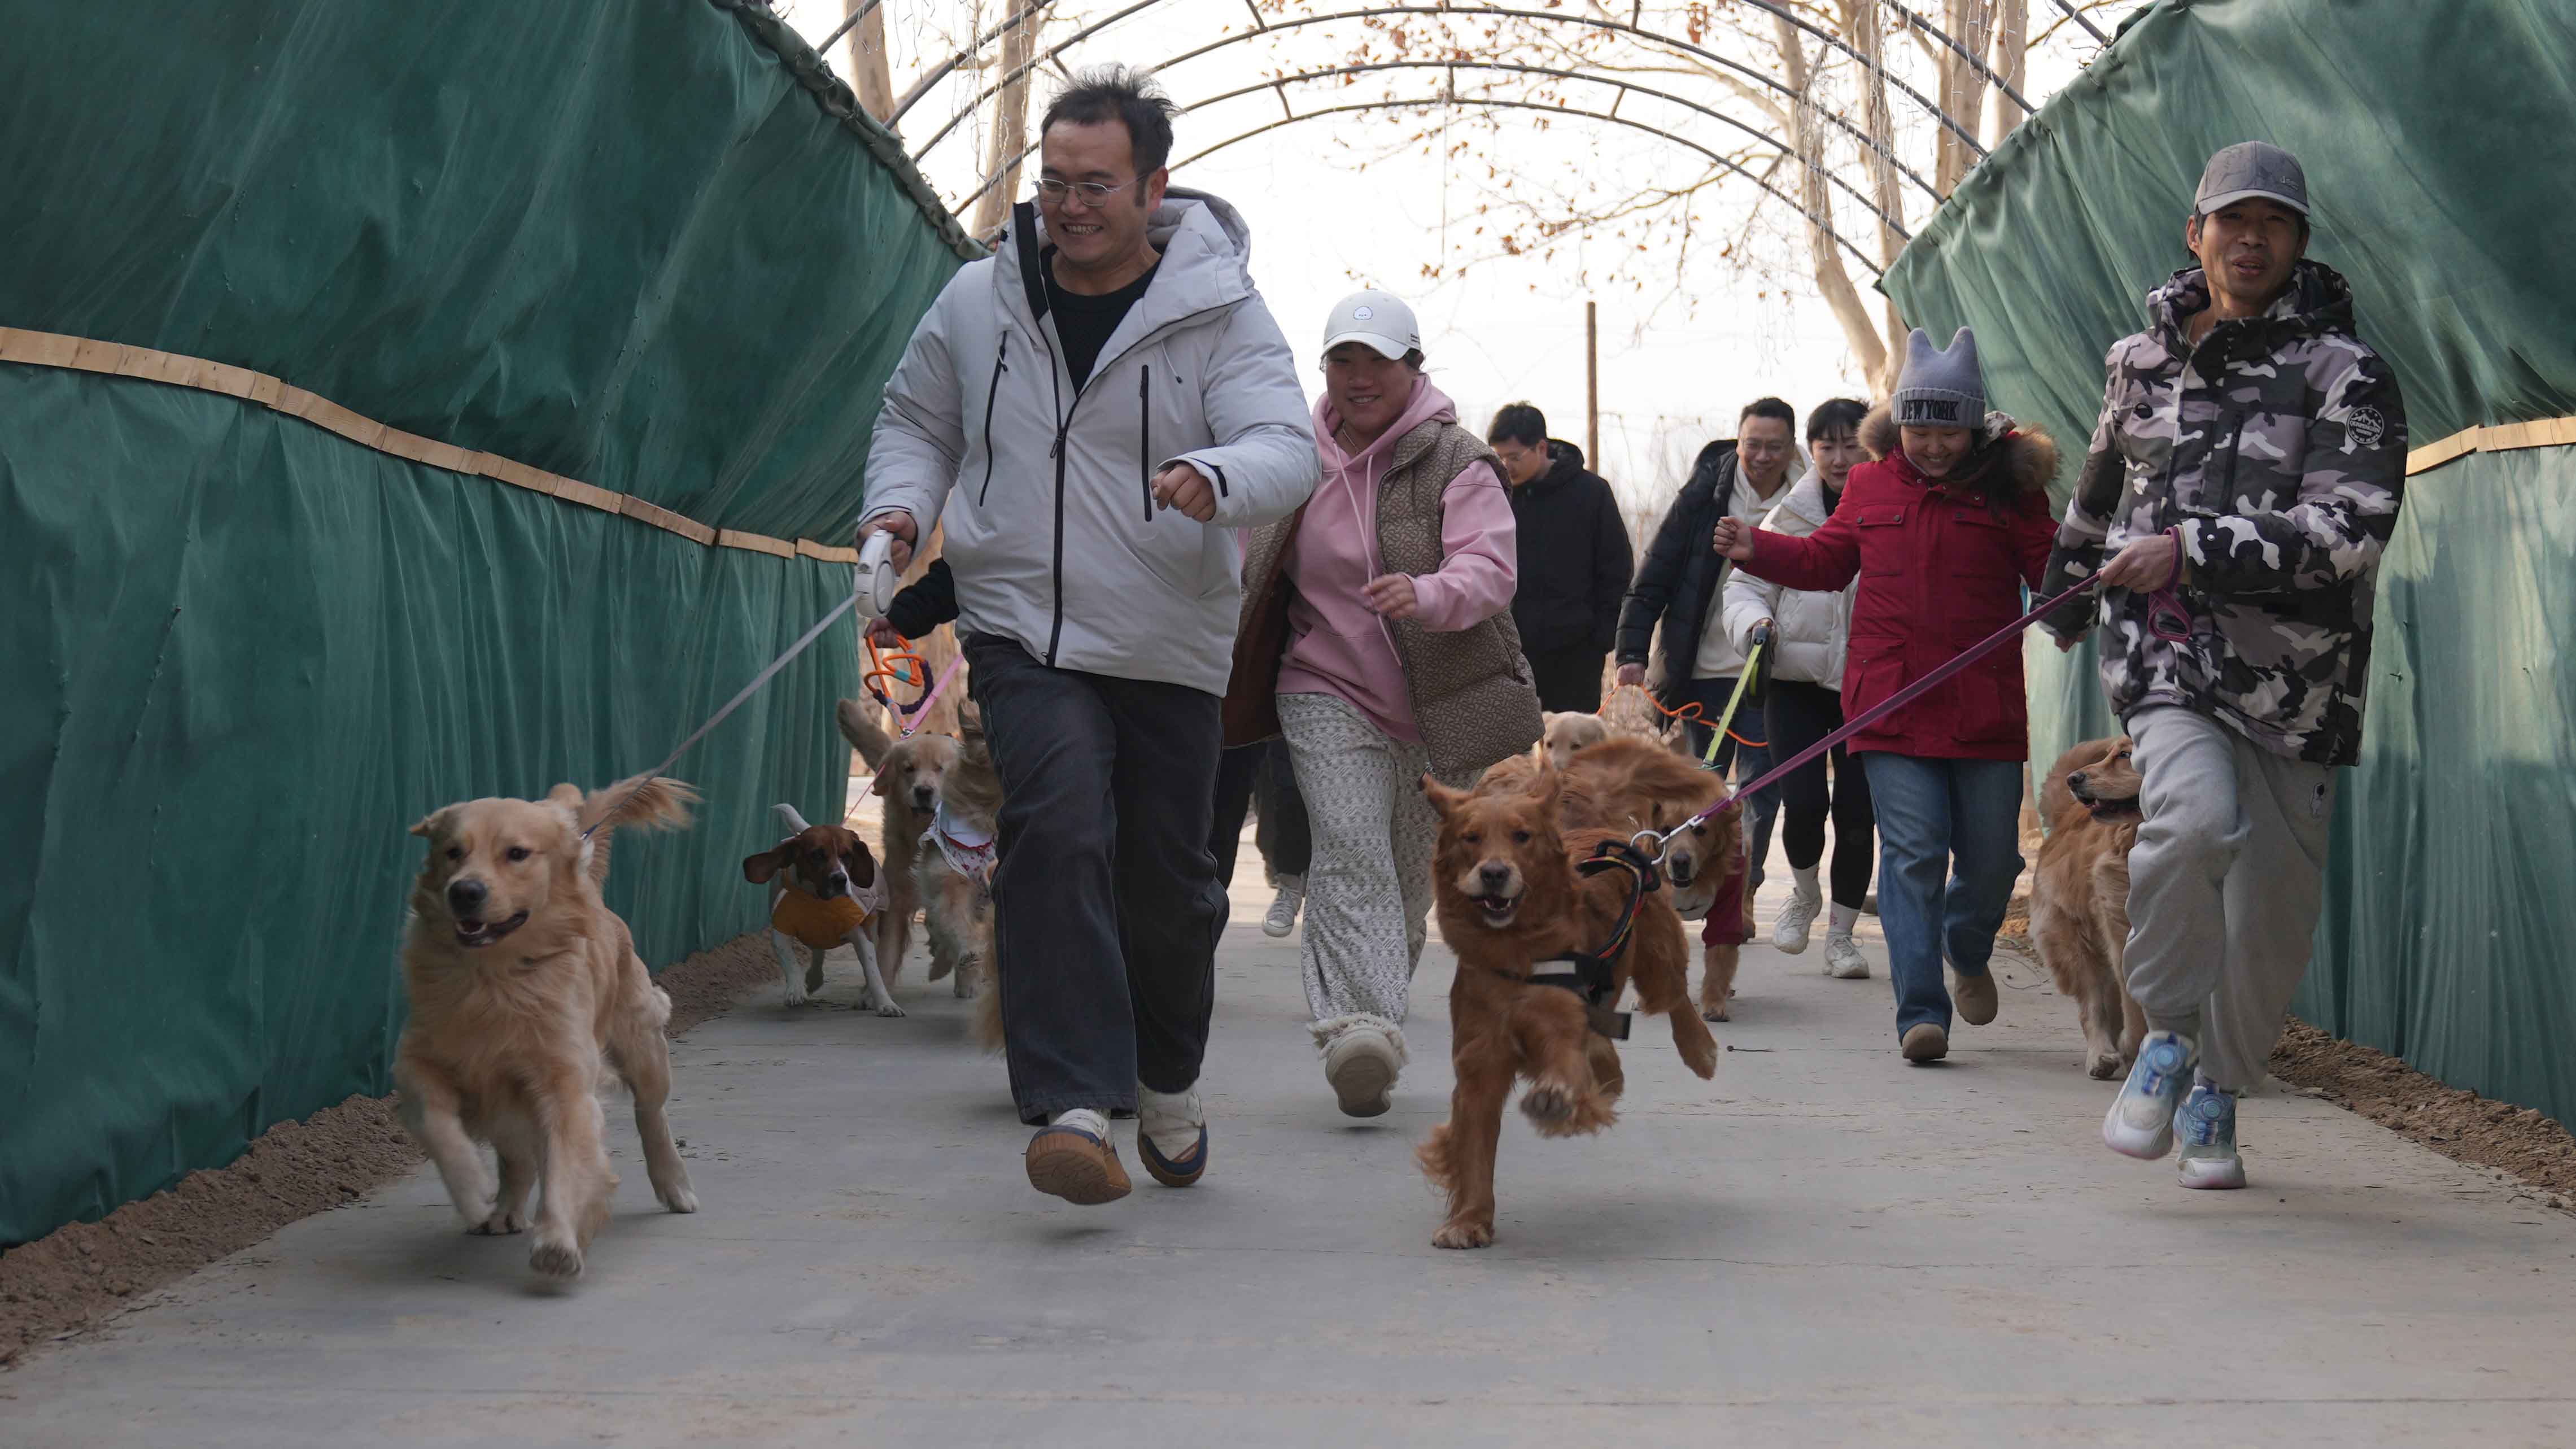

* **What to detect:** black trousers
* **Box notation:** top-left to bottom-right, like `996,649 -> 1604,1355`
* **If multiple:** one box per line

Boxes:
964,634 -> 1226,1125
1765,678 -> 1876,908
1525,642 -> 1606,714
1209,739 -> 1310,888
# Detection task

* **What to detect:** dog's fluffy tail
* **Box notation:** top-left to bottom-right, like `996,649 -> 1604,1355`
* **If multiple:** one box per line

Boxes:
837,699 -> 894,771
575,774 -> 698,884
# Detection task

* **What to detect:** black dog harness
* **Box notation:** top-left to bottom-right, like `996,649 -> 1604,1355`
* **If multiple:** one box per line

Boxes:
1524,840 -> 1662,1040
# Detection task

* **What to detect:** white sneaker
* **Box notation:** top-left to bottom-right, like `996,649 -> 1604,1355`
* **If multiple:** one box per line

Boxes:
2103,1031 -> 2198,1159
1824,933 -> 1870,979
1263,878 -> 1304,938
1772,870 -> 1822,954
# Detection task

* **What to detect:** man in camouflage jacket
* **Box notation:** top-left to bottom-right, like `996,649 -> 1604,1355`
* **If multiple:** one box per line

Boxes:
2041,143 -> 2406,1190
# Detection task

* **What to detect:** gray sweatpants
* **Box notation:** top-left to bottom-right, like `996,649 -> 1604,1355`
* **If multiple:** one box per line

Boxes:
1276,692 -> 1479,1059
2121,705 -> 2339,1090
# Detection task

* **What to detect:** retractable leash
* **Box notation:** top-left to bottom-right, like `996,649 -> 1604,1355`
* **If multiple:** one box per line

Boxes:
1630,575 -> 2105,858
583,530 -> 912,841
582,582 -> 865,840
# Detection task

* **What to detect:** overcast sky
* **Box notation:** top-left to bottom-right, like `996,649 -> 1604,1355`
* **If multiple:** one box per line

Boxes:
777,2 -> 2128,523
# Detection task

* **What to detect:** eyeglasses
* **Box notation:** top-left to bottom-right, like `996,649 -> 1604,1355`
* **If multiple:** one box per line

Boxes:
1034,176 -> 1139,209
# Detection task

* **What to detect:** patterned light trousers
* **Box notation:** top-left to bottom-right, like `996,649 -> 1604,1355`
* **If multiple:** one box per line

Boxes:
1276,692 -> 1481,1062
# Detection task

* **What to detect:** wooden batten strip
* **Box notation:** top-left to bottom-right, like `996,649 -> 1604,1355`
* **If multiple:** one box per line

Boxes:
791,538 -> 862,564
0,326 -> 842,561
717,529 -> 798,558
2408,416 -> 2576,475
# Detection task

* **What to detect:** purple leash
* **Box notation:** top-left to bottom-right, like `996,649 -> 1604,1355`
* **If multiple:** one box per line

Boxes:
1636,575 -> 2103,849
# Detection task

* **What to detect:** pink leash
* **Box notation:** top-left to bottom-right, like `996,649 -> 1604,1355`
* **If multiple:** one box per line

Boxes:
896,651 -> 968,740
1642,575 -> 2105,848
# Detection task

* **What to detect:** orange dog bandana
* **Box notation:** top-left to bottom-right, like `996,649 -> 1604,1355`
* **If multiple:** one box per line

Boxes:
771,885 -> 874,949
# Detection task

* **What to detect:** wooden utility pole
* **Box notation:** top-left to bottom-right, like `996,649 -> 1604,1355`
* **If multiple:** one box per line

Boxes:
1584,300 -> 1600,466
839,0 -> 896,125
969,3 -> 1047,241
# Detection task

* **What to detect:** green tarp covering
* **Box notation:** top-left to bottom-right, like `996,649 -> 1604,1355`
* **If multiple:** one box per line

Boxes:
1884,0 -> 2576,1122
1,1 -> 967,1245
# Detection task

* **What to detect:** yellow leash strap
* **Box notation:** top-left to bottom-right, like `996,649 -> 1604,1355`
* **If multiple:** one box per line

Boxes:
1701,638 -> 1765,769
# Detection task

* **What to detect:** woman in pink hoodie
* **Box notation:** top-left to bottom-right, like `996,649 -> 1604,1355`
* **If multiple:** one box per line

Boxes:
1224,290 -> 1542,1117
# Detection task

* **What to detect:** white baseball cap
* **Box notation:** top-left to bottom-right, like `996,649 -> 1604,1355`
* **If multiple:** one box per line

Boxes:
1320,289 -> 1422,361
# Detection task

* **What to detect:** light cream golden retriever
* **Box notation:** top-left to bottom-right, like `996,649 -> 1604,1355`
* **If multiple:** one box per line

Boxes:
1538,710 -> 1610,773
874,732 -> 960,983
398,772 -> 699,1280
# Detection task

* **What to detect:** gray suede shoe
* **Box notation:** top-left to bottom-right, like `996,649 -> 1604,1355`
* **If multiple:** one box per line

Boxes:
1323,1026 -> 1400,1117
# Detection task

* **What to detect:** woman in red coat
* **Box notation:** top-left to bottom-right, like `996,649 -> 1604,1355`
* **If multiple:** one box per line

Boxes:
1714,328 -> 2059,1062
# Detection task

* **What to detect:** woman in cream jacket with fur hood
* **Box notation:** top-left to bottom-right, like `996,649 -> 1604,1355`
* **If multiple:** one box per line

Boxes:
1720,398 -> 1877,979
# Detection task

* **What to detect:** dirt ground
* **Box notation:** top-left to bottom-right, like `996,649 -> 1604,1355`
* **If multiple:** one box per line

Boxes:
2270,1019 -> 2576,1206
0,931 -> 778,1368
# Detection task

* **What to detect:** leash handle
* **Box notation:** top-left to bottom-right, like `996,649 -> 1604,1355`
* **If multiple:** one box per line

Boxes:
1654,575 -> 2100,844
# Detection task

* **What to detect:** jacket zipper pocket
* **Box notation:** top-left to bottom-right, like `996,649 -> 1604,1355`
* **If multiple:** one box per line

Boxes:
1138,365 -> 1155,522
976,335 -> 1010,508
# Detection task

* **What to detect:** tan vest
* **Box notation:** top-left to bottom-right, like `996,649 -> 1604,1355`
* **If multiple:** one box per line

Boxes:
1223,418 -> 1543,778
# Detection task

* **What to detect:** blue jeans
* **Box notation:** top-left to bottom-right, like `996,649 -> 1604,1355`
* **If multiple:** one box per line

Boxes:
1860,753 -> 2026,1037
1682,675 -> 1777,893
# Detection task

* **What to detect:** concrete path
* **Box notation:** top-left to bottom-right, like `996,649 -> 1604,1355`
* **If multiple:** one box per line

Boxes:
9,827 -> 2576,1447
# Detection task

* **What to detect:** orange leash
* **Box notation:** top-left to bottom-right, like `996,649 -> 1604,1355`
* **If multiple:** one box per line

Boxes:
863,634 -> 930,711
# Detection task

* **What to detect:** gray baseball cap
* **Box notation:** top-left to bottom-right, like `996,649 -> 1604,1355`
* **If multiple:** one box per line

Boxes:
2194,141 -> 2308,217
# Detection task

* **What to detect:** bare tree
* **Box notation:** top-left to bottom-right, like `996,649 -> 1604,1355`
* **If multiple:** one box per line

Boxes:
841,0 -> 898,124
969,4 -> 1049,240
1988,0 -> 2029,145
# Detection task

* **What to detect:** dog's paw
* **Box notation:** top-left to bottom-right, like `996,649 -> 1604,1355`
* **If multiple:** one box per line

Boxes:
658,1181 -> 700,1215
952,972 -> 974,999
1431,1217 -> 1495,1250
2087,1051 -> 2123,1080
469,1204 -> 529,1236
528,1236 -> 585,1280
1521,1082 -> 1575,1127
1680,1036 -> 1719,1081
1700,1003 -> 1731,1022
868,996 -> 908,1019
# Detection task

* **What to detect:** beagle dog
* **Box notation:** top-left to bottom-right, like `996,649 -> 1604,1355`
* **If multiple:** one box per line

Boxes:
742,804 -> 901,1016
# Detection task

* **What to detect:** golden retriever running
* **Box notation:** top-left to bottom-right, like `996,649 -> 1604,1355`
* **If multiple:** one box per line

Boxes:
869,729 -> 961,985
1417,769 -> 1718,1249
1556,736 -> 1751,1021
2029,736 -> 2149,1079
398,772 -> 700,1280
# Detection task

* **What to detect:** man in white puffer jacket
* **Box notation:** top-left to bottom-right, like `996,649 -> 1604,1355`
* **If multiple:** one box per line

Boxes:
858,68 -> 1317,1206
1721,398 -> 1878,979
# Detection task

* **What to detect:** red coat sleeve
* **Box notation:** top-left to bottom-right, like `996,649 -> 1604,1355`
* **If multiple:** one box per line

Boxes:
1743,489 -> 1863,593
2011,492 -> 2054,591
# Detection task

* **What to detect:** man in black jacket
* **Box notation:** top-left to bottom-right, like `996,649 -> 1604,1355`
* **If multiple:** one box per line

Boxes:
1487,403 -> 1634,713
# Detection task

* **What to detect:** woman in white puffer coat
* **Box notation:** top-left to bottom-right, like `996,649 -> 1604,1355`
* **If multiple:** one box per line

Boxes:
1721,398 -> 1878,979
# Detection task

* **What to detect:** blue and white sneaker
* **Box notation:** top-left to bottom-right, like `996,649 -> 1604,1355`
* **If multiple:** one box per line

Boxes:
2103,1030 -> 2198,1159
2176,1081 -> 2246,1190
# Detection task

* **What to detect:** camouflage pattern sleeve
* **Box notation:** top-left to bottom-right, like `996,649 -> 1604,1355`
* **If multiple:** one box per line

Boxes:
2179,346 -> 2407,597
2039,348 -> 2127,638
